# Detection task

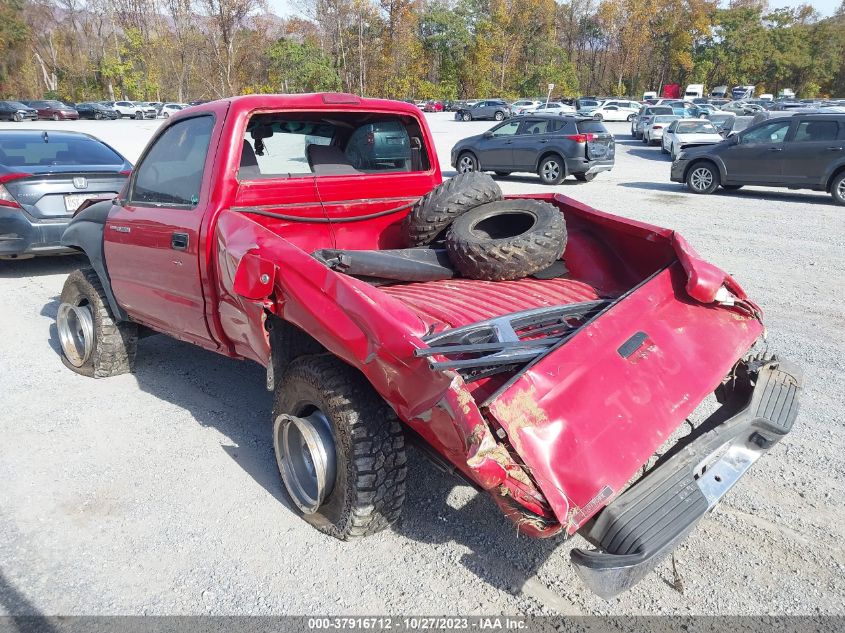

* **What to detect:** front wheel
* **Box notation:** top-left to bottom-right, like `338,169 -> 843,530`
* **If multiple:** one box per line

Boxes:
13,112 -> 22,122
273,355 -> 407,540
831,172 -> 845,206
593,113 -> 603,121
462,112 -> 471,122
686,162 -> 720,194
574,172 -> 596,182
57,268 -> 138,377
134,111 -> 143,120
94,112 -> 102,120
457,152 -> 477,173
52,113 -> 60,121
538,155 -> 565,185
494,111 -> 505,121
627,114 -> 635,122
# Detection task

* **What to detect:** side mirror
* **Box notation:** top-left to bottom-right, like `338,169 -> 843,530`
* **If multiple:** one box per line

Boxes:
483,130 -> 493,138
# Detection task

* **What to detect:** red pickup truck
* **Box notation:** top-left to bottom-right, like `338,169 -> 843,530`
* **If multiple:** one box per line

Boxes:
56,93 -> 801,598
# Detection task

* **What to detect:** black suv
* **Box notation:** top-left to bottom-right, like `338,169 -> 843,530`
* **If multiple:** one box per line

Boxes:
670,113 -> 845,205
451,114 -> 614,185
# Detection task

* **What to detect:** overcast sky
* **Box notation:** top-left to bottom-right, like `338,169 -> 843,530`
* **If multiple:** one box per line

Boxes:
266,0 -> 840,18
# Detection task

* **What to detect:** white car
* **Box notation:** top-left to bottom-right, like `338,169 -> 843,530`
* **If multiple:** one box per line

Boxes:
521,101 -> 576,115
111,101 -> 157,119
662,118 -> 724,159
511,99 -> 541,115
591,102 -> 640,121
160,103 -> 187,118
643,115 -> 681,145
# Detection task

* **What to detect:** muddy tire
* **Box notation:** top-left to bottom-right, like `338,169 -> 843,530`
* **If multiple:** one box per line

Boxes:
405,171 -> 502,246
57,268 -> 138,378
445,199 -> 567,281
273,355 -> 407,540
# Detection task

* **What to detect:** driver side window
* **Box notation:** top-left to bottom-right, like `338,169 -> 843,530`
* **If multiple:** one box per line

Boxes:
129,115 -> 214,207
741,121 -> 791,144
491,121 -> 520,136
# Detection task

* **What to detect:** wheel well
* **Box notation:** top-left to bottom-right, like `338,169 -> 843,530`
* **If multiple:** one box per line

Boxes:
536,151 -> 565,173
684,158 -> 720,182
266,315 -> 327,390
826,165 -> 845,192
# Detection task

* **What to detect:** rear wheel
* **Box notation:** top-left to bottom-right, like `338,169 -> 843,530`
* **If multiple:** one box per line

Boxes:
686,162 -> 720,194
494,111 -> 505,121
642,134 -> 649,144
831,172 -> 845,206
457,152 -> 477,174
273,355 -> 406,540
538,155 -> 565,185
57,268 -> 138,378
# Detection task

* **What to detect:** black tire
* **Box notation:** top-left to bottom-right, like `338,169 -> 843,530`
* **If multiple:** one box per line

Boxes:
94,112 -> 102,120
642,134 -> 649,144
831,172 -> 845,206
405,171 -> 502,245
52,113 -> 60,121
445,199 -> 567,281
273,355 -> 406,540
685,161 -> 720,194
455,150 -> 478,174
134,111 -> 143,120
627,114 -> 635,122
13,112 -> 22,122
538,155 -> 565,185
57,268 -> 138,378
574,172 -> 596,182
721,184 -> 743,191
494,111 -> 505,121
494,171 -> 511,177
462,112 -> 472,122
593,113 -> 603,121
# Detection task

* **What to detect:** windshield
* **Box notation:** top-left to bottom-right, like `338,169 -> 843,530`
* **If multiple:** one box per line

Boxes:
676,121 -> 718,134
646,107 -> 674,116
733,118 -> 753,132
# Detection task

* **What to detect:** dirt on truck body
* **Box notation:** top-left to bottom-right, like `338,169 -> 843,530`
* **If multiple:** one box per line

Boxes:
56,93 -> 801,598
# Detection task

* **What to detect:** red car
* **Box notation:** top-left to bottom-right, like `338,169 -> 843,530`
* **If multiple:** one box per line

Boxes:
55,93 -> 800,598
423,100 -> 444,112
21,100 -> 79,120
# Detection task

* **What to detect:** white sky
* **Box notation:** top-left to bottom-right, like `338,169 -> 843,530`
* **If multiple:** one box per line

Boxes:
266,0 -> 840,18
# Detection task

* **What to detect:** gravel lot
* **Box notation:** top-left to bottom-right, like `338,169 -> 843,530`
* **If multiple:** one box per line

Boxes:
1,112 -> 844,616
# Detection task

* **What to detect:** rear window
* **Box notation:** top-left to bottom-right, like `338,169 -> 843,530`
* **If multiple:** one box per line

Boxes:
240,112 -> 430,178
0,135 -> 124,167
575,121 -> 609,134
793,120 -> 839,142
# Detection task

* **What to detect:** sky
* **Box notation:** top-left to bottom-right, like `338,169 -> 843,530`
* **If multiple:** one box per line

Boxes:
266,0 -> 841,18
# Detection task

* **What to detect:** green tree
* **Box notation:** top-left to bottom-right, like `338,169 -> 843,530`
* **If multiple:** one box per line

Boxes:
268,38 -> 342,93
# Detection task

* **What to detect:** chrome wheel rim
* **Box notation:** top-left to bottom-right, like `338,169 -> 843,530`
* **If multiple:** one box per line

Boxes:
541,160 -> 560,182
837,178 -> 845,200
458,155 -> 475,172
690,167 -> 714,191
274,409 -> 337,514
57,300 -> 94,368
495,112 -> 504,120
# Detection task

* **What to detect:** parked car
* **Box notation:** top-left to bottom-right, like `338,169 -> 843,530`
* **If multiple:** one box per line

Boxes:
670,113 -> 845,205
54,92 -> 800,600
510,99 -> 542,115
521,102 -> 576,115
110,101 -> 155,119
344,120 -> 412,170
423,100 -> 444,113
590,102 -> 639,122
723,101 -> 763,115
642,115 -> 681,145
694,103 -> 720,117
575,98 -> 600,113
160,103 -> 186,118
631,105 -> 674,138
451,114 -> 614,184
0,130 -> 131,258
0,101 -> 38,122
661,119 -> 723,159
74,102 -> 119,120
20,100 -> 79,121
720,115 -> 754,138
454,99 -> 511,121
133,102 -> 159,119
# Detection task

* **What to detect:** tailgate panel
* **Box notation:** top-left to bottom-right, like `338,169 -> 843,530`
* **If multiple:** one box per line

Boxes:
484,263 -> 762,532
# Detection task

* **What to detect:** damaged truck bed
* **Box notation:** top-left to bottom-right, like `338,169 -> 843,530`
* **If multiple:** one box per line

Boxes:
58,94 -> 801,598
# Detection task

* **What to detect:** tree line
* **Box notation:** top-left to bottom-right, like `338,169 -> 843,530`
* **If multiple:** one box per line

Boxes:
0,0 -> 843,103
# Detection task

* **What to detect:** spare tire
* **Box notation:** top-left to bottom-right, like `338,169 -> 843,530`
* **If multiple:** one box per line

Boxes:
405,172 -> 502,246
445,200 -> 567,281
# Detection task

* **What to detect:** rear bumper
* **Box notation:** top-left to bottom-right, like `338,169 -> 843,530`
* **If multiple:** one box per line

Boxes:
566,157 -> 614,175
570,356 -> 801,599
0,207 -> 73,256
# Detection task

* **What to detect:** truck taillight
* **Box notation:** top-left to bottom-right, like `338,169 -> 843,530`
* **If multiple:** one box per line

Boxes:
564,133 -> 596,143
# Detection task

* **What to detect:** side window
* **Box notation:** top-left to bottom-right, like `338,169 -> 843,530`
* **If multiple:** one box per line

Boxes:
491,121 -> 520,136
666,121 -> 678,132
129,115 -> 213,207
793,120 -> 838,142
518,119 -> 549,135
741,121 -> 791,144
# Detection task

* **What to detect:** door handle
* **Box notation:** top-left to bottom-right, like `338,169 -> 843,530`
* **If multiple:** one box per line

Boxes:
539,139 -> 549,143
768,147 -> 783,152
826,146 -> 844,151
171,232 -> 189,250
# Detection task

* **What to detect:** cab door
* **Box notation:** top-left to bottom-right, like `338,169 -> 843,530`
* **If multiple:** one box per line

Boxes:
720,119 -> 793,184
780,119 -> 843,186
104,113 -> 219,348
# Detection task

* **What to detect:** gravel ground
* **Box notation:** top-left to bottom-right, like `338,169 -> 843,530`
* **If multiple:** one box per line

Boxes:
1,112 -> 844,616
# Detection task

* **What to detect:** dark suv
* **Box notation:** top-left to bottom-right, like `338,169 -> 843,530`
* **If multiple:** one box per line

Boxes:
450,114 -> 614,185
670,113 -> 845,205
454,100 -> 511,122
